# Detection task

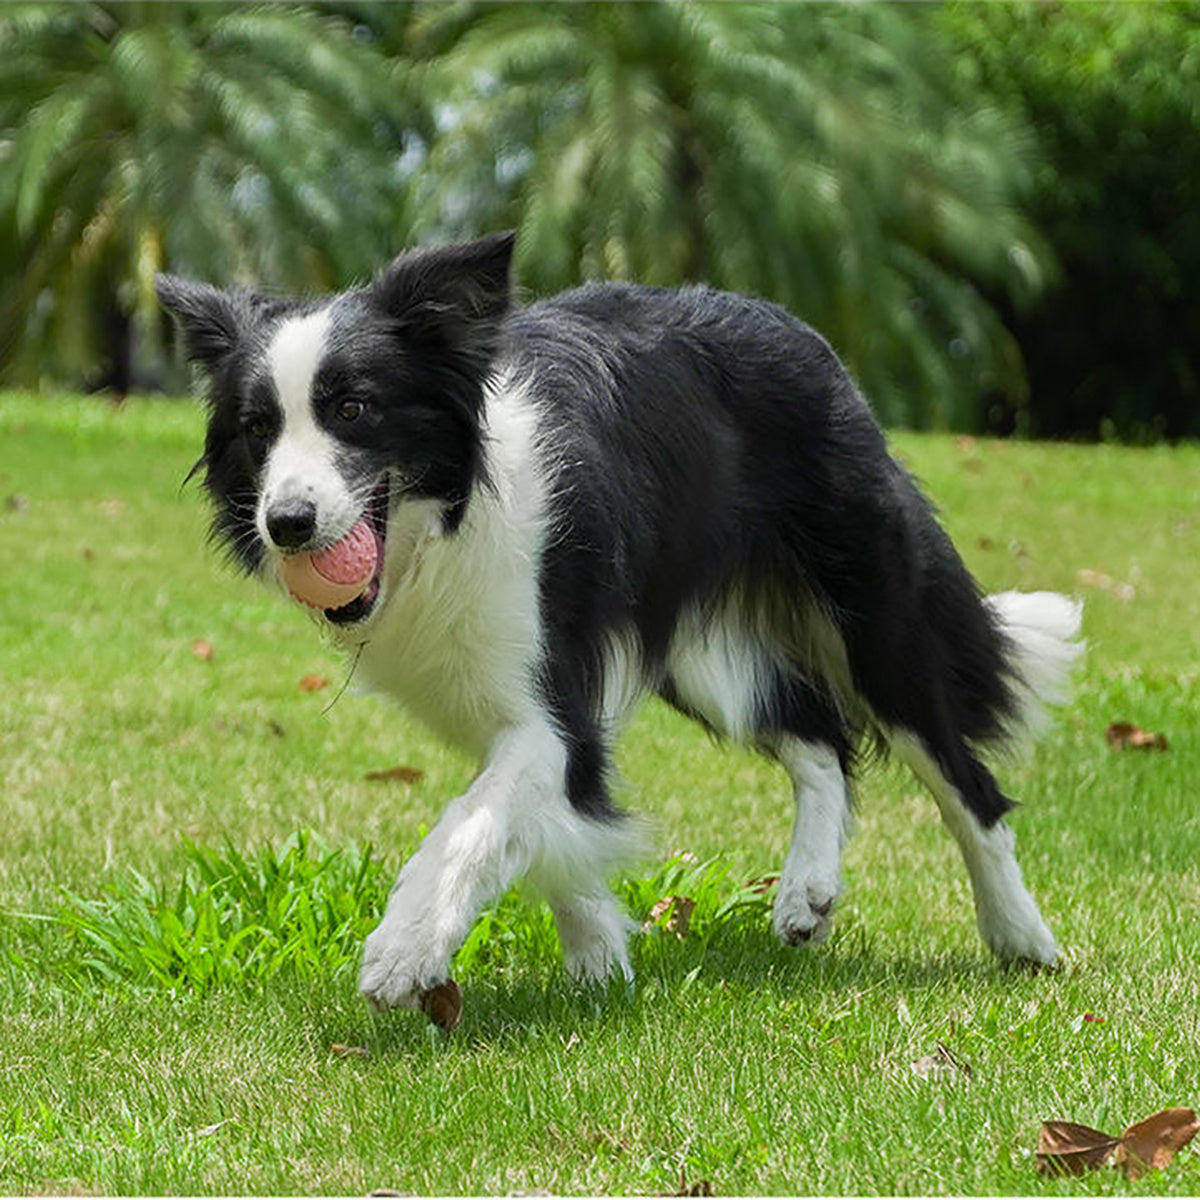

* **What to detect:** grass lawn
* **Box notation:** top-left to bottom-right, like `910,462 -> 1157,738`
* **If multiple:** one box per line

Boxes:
2,391 -> 1199,1195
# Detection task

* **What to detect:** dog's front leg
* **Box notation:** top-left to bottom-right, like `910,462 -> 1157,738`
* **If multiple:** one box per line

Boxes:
359,722 -> 565,1011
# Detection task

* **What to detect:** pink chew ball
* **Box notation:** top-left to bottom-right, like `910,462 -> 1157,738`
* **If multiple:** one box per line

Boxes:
278,519 -> 378,610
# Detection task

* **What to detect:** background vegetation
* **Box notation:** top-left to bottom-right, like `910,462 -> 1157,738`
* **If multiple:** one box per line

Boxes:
2,1 -> 1196,437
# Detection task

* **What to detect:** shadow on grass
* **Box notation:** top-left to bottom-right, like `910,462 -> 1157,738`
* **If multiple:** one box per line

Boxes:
332,912 -> 1039,1057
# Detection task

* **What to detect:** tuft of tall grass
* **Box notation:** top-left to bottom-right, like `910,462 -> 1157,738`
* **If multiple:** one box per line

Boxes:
45,834 -> 776,996
53,831 -> 389,991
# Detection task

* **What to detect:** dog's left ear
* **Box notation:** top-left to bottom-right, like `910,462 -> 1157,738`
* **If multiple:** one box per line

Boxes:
372,231 -> 515,358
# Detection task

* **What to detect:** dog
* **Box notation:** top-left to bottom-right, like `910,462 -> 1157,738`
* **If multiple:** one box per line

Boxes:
157,231 -> 1082,1010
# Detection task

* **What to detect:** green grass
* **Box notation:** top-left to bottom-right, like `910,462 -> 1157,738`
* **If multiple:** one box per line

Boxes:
2,391 -> 1200,1195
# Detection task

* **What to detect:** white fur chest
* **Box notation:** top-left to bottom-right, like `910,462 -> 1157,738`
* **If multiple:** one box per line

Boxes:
345,376 -> 548,758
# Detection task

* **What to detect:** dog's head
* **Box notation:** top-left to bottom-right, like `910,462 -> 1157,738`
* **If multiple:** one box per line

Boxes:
157,232 -> 514,625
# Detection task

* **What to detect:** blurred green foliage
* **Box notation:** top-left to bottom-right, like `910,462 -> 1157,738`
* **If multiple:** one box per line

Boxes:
0,1 -> 1195,436
0,2 -> 416,390
941,3 -> 1200,440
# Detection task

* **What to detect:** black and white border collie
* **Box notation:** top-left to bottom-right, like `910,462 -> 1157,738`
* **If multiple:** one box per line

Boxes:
157,232 -> 1081,1010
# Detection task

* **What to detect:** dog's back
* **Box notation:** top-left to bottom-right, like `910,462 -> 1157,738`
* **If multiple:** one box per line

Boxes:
507,282 -> 1063,826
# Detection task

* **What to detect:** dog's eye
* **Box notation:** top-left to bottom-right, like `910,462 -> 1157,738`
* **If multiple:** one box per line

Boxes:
336,399 -> 365,423
244,417 -> 272,440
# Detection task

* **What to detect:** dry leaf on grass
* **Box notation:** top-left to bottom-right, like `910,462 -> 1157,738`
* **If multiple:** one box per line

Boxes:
419,979 -> 462,1032
364,765 -> 425,784
1106,721 -> 1168,751
328,1043 -> 369,1059
911,1041 -> 973,1082
1113,1108 -> 1200,1180
1036,1107 -> 1198,1179
298,673 -> 330,692
744,875 -> 779,895
644,895 -> 695,938
1076,568 -> 1136,601
1036,1121 -> 1121,1176
191,639 -> 214,661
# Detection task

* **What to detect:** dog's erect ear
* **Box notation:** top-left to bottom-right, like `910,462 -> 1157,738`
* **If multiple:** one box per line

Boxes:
156,274 -> 245,370
371,231 -> 515,353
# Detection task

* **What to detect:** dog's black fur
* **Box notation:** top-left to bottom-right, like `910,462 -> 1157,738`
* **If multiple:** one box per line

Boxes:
162,232 -> 1024,828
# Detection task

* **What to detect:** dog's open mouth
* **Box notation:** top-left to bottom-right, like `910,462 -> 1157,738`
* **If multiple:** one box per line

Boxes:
321,477 -> 390,626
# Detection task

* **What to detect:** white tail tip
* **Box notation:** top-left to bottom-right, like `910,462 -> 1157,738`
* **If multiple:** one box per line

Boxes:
985,590 -> 1084,747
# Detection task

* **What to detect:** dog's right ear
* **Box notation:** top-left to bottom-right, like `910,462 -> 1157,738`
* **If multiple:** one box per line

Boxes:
156,275 -> 244,371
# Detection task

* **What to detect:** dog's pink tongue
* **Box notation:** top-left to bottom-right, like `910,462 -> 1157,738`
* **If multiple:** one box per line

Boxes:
279,519 -> 378,610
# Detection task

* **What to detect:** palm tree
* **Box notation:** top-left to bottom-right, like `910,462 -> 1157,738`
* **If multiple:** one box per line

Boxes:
0,2 -> 413,393
405,1 -> 1051,427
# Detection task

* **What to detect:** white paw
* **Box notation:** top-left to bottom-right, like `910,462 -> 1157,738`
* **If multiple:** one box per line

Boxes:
563,936 -> 633,986
977,894 -> 1059,966
773,873 -> 840,947
358,918 -> 451,1011
553,895 -> 634,985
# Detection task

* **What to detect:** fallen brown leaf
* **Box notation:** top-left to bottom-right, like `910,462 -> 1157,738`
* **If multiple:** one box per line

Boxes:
328,1042 -> 369,1059
1076,567 -> 1136,600
1106,721 -> 1168,751
1036,1121 -> 1120,1176
298,673 -> 330,692
1114,1107 -> 1199,1180
364,765 -> 425,784
744,875 -> 779,895
1036,1108 -> 1199,1180
419,979 -> 462,1032
911,1041 -> 973,1082
644,895 -> 695,938
191,639 -> 214,662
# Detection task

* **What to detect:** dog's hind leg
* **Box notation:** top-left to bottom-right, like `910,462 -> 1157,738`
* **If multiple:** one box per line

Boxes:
771,736 -> 851,946
661,604 -> 855,948
889,732 -> 1058,966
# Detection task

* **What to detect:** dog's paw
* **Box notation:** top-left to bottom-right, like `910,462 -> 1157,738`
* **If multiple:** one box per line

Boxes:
359,920 -> 451,1012
548,890 -> 635,987
977,894 -> 1059,967
563,935 -> 633,987
773,875 -> 839,947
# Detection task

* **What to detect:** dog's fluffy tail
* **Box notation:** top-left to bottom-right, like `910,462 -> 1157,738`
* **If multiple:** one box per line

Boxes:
985,590 -> 1084,751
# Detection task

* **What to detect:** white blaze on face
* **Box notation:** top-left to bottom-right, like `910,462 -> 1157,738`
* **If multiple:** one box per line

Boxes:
258,306 -> 358,548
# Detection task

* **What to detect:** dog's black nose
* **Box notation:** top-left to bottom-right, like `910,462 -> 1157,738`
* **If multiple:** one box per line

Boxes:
266,499 -> 317,549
